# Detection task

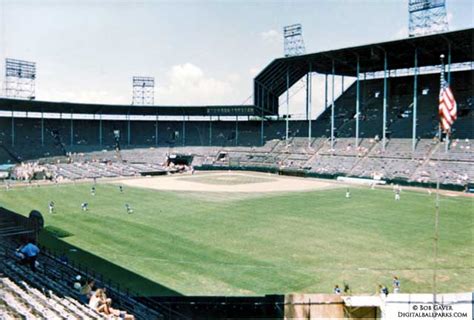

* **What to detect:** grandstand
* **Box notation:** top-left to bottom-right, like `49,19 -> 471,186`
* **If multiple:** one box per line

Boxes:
0,25 -> 473,319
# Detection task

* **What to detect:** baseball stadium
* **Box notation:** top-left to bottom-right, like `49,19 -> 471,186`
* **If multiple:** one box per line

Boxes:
0,1 -> 473,319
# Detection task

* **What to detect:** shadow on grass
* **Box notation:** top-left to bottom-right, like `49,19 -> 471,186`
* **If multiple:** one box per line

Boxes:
38,229 -> 182,297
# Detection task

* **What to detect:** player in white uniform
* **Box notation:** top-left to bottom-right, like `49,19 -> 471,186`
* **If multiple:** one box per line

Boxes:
395,187 -> 401,201
49,201 -> 55,214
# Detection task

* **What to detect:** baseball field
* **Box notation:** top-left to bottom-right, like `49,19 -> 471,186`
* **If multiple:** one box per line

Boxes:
0,172 -> 472,296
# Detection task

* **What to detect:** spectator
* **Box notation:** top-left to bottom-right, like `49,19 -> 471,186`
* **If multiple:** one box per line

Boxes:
333,284 -> 341,295
379,284 -> 389,296
89,289 -> 135,319
79,279 -> 95,304
59,252 -> 69,264
392,276 -> 400,293
17,241 -> 40,272
73,275 -> 82,291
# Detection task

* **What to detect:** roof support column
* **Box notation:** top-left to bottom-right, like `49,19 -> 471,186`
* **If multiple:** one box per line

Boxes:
306,63 -> 312,146
447,43 -> 451,83
99,114 -> 103,146
11,110 -> 14,147
341,76 -> 344,93
41,112 -> 44,146
182,115 -> 186,146
331,61 -> 335,151
286,67 -> 290,144
355,56 -> 360,148
383,51 -> 388,152
305,72 -> 310,121
155,115 -> 159,146
127,114 -> 131,146
324,74 -> 328,110
70,111 -> 74,147
235,115 -> 238,146
260,84 -> 264,146
209,116 -> 212,146
412,49 -> 418,154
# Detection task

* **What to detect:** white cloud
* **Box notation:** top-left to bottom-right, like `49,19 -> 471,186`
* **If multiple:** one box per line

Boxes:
249,67 -> 260,77
155,63 -> 235,105
37,87 -> 127,105
394,26 -> 408,39
260,29 -> 281,44
226,73 -> 241,83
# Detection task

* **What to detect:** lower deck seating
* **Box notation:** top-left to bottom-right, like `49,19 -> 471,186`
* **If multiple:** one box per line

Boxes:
0,237 -> 163,319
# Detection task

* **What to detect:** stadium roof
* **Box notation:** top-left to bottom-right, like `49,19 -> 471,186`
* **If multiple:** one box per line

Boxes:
0,98 -> 257,116
254,28 -> 474,114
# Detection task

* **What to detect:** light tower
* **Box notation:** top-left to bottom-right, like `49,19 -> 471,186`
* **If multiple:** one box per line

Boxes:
408,0 -> 449,37
283,24 -> 305,57
4,58 -> 36,99
132,76 -> 155,105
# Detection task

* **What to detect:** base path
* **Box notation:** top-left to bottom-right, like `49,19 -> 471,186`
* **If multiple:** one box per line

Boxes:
114,171 -> 340,193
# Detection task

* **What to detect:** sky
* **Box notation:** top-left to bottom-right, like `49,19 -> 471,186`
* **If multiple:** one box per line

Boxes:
0,0 -> 472,118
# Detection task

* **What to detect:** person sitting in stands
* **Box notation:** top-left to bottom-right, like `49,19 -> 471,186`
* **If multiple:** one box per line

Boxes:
17,240 -> 40,272
79,279 -> 95,304
89,289 -> 135,319
89,288 -> 107,313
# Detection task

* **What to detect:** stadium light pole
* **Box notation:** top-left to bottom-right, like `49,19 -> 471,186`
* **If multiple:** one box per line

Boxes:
412,49 -> 418,154
355,55 -> 360,148
331,61 -> 335,151
383,50 -> 388,152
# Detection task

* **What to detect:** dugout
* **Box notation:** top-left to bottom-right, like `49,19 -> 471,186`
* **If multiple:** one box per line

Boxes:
166,154 -> 193,166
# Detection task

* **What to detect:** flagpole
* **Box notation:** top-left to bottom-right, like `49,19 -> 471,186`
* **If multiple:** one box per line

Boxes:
440,55 -> 450,153
432,54 -> 445,307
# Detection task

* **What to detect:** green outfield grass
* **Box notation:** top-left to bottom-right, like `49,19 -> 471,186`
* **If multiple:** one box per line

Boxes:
0,176 -> 472,296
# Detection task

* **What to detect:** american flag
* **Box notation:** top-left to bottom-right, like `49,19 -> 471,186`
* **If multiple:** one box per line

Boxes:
439,80 -> 457,133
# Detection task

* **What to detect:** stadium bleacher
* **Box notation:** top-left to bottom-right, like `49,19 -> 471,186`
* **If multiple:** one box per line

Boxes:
0,233 -> 165,319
